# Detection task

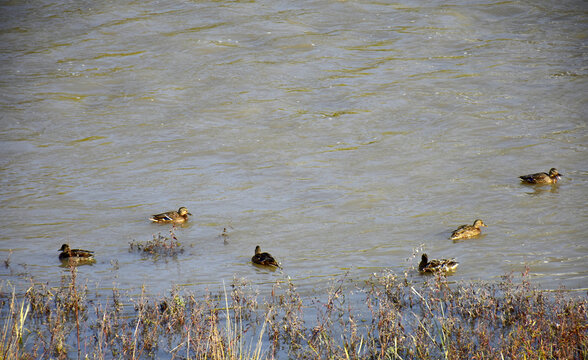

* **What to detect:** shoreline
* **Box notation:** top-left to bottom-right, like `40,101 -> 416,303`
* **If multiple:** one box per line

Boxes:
2,266 -> 586,359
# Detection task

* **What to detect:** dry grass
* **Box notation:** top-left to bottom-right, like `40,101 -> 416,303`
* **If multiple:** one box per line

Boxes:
0,284 -> 30,360
1,265 -> 586,359
129,229 -> 184,259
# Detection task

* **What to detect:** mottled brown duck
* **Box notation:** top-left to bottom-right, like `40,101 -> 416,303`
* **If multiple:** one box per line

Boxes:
450,219 -> 487,240
519,168 -> 562,185
150,207 -> 192,224
418,253 -> 458,273
251,245 -> 280,268
58,244 -> 95,262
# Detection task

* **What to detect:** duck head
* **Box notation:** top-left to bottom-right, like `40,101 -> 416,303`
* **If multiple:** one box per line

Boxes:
178,207 -> 192,216
549,168 -> 562,180
473,219 -> 487,228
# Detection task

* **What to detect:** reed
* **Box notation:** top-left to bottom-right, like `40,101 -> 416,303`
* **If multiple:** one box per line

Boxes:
0,284 -> 30,360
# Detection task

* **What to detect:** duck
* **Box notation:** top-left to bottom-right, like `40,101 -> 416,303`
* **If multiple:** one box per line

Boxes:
58,244 -> 95,261
418,253 -> 458,273
251,245 -> 280,268
519,168 -> 562,185
149,207 -> 192,224
450,219 -> 487,240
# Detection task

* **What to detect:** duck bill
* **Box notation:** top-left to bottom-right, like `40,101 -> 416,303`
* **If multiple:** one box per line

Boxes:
187,212 -> 193,216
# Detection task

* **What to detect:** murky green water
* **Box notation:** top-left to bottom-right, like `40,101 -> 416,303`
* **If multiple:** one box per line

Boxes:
0,0 -> 586,297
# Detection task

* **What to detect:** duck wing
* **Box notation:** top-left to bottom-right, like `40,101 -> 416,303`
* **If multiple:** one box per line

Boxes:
519,172 -> 547,183
423,258 -> 458,272
150,211 -> 177,222
253,253 -> 280,267
441,259 -> 459,271
451,225 -> 471,239
71,249 -> 94,257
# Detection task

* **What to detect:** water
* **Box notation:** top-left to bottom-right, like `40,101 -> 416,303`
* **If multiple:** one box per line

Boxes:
0,0 -> 587,299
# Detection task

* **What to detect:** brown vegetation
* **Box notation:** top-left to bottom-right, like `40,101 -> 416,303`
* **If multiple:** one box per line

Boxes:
129,229 -> 184,258
1,266 -> 586,359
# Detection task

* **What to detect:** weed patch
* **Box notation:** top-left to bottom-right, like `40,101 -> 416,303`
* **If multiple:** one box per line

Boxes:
129,229 -> 184,259
2,270 -> 586,359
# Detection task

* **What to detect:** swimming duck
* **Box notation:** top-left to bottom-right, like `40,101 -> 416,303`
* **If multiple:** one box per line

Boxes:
519,168 -> 562,185
58,244 -> 94,261
150,207 -> 192,224
450,219 -> 487,240
418,253 -> 458,273
251,245 -> 280,268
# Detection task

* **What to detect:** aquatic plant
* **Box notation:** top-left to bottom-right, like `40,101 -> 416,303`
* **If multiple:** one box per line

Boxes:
0,284 -> 30,359
1,268 -> 586,359
129,229 -> 184,258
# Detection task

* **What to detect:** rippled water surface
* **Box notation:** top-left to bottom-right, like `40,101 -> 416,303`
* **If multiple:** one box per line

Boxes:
1,0 -> 587,297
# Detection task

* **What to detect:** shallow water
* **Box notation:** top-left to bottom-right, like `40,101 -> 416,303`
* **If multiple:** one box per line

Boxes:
0,0 -> 587,298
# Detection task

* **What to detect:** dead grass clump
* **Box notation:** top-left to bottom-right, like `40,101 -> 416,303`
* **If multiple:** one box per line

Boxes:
270,278 -> 305,356
359,270 -> 588,359
129,230 -> 184,258
364,271 -> 410,358
0,284 -> 31,360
